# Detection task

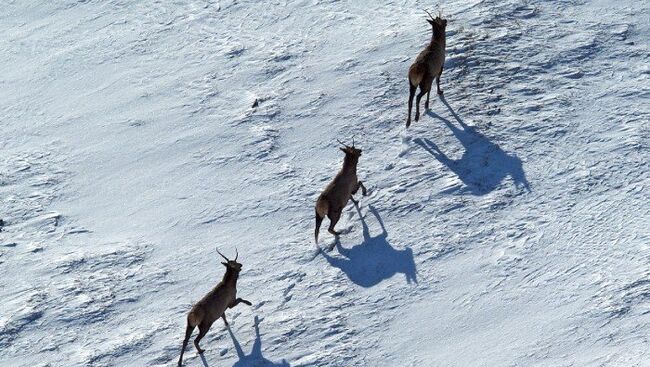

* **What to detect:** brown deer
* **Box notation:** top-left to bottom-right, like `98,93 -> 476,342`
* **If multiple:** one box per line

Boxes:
315,139 -> 367,243
178,249 -> 252,366
406,10 -> 447,127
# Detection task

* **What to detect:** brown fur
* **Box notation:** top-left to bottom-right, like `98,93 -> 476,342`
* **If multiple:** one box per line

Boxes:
406,13 -> 447,127
315,143 -> 367,243
178,251 -> 252,366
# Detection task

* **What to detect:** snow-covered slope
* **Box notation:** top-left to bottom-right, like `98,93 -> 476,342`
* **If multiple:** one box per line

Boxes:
1,0 -> 648,366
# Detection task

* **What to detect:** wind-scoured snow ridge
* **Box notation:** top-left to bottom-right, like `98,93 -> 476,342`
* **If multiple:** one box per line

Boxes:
1,0 -> 648,366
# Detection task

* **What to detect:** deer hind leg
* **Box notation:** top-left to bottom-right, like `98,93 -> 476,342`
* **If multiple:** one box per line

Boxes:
194,322 -> 211,354
415,88 -> 427,122
327,209 -> 342,236
407,83 -> 416,127
416,75 -> 434,121
425,89 -> 431,110
178,322 -> 195,366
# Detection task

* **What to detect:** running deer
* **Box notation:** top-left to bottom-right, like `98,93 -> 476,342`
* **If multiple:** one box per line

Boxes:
315,139 -> 368,243
406,10 -> 447,127
178,249 -> 252,366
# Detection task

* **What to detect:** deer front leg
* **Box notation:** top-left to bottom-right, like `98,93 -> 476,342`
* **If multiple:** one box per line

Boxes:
350,183 -> 361,205
350,182 -> 367,205
352,181 -> 367,195
229,298 -> 252,308
352,182 -> 360,195
359,181 -> 367,196
436,68 -> 443,95
221,314 -> 229,326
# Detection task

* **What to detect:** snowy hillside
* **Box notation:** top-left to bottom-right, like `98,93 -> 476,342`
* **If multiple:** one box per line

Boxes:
1,0 -> 648,366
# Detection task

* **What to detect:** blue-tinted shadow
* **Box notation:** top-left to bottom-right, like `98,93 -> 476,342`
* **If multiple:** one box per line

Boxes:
227,316 -> 290,367
321,203 -> 417,287
416,96 -> 530,195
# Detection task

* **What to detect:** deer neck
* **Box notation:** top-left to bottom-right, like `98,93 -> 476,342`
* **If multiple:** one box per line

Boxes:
222,268 -> 240,285
342,156 -> 358,173
429,31 -> 445,49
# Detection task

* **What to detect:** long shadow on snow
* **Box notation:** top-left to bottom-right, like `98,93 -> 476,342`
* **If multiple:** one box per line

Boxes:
415,96 -> 530,195
321,203 -> 417,287
226,316 -> 290,367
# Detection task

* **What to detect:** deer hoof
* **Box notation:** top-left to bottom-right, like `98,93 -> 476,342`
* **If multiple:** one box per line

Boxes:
437,90 -> 444,95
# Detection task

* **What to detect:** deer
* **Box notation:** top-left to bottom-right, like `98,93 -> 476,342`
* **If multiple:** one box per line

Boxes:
178,249 -> 252,366
315,139 -> 368,244
406,10 -> 448,128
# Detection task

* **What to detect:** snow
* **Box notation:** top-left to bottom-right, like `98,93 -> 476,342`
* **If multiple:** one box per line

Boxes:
1,0 -> 648,366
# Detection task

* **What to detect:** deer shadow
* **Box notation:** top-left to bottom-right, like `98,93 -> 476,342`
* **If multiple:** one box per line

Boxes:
321,203 -> 417,287
415,96 -> 530,195
227,316 -> 290,367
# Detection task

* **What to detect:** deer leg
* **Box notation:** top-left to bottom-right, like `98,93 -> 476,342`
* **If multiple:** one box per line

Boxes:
221,314 -> 229,326
352,182 -> 360,195
351,181 -> 367,196
194,323 -> 210,354
229,298 -> 252,308
178,322 -> 195,366
425,89 -> 431,110
407,83 -> 416,127
359,181 -> 367,196
436,68 -> 443,95
415,88 -> 427,122
327,210 -> 342,236
350,196 -> 358,205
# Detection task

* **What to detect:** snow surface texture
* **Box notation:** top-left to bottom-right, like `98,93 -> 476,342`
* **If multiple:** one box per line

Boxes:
1,0 -> 648,366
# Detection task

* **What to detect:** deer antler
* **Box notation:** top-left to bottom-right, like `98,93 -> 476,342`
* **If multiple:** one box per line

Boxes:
336,139 -> 347,147
234,247 -> 238,261
216,247 -> 229,262
424,9 -> 435,21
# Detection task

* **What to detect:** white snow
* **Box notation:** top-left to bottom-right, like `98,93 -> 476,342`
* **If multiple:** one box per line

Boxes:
1,0 -> 648,366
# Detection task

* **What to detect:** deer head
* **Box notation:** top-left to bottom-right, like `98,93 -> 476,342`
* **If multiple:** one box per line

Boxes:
337,138 -> 362,159
424,9 -> 447,38
216,248 -> 242,272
